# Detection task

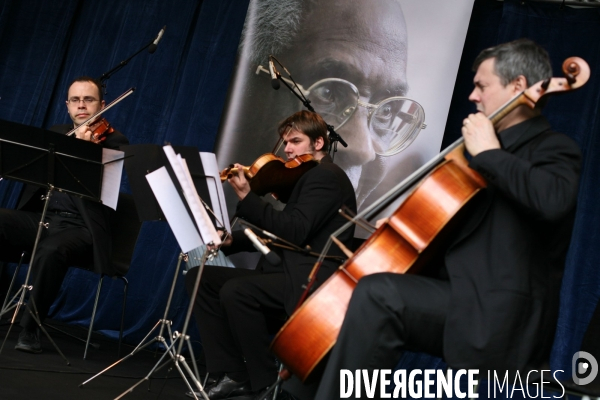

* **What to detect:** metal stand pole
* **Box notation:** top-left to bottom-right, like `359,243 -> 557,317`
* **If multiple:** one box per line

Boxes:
112,248 -> 211,400
80,251 -> 210,400
0,186 -> 70,365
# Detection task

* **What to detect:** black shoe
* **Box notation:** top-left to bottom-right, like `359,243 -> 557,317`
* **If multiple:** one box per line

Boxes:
206,374 -> 252,400
15,327 -> 42,354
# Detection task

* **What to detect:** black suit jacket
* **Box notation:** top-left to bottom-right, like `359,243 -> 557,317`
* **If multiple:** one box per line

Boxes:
18,124 -> 129,276
225,155 -> 357,314
443,116 -> 581,372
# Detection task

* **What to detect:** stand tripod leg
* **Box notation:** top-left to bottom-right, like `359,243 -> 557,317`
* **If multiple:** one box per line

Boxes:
175,333 -> 210,400
257,376 -> 284,400
0,283 -> 70,365
25,295 -> 70,365
79,319 -> 165,387
0,187 -> 68,362
113,333 -> 196,400
0,251 -> 26,317
112,249 -> 212,400
174,355 -> 210,400
0,314 -> 17,354
80,252 -> 189,391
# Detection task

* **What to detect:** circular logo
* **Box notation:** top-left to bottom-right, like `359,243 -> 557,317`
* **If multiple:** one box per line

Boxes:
572,351 -> 599,385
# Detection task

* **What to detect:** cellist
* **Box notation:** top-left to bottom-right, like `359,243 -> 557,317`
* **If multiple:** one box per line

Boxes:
314,38 -> 582,399
184,110 -> 356,400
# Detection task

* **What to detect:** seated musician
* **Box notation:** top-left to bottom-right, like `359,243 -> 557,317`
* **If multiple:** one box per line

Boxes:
314,39 -> 582,399
184,110 -> 357,399
0,76 -> 128,353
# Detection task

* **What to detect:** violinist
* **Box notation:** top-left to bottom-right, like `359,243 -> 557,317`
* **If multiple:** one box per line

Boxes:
184,110 -> 356,400
0,76 -> 128,354
314,39 -> 582,399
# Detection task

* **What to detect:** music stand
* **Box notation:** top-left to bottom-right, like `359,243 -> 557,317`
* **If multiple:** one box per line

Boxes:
120,144 -> 217,223
0,119 -> 108,362
80,145 -> 224,400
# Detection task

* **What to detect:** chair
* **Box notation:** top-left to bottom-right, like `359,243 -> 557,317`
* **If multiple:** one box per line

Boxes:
1,192 -> 142,359
83,192 -> 142,359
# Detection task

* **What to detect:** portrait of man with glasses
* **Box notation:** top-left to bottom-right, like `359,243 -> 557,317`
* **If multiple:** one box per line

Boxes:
215,0 -> 473,226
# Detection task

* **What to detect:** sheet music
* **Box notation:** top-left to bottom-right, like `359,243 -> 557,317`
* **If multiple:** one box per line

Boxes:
146,167 -> 203,252
101,148 -> 125,210
163,145 -> 221,246
200,152 -> 231,232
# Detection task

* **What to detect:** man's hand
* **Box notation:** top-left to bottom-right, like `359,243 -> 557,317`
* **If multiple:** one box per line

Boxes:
207,230 -> 232,251
375,218 -> 389,229
74,124 -> 98,143
461,113 -> 501,157
227,163 -> 251,201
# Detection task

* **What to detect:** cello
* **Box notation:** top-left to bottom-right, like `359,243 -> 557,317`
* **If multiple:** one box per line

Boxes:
270,57 -> 590,382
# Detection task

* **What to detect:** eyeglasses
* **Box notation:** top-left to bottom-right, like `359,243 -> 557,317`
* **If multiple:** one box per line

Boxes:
257,65 -> 426,156
67,97 -> 99,105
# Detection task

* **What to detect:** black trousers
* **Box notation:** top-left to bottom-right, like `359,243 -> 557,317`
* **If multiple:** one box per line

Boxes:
314,273 -> 450,400
0,209 -> 92,329
185,265 -> 287,391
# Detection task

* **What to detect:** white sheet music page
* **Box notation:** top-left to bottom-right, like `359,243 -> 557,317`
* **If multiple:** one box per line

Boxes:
199,152 -> 231,233
101,148 -> 125,210
163,145 -> 221,246
146,167 -> 203,252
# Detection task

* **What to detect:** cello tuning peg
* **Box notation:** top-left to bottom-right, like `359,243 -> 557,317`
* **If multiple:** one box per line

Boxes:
540,78 -> 551,91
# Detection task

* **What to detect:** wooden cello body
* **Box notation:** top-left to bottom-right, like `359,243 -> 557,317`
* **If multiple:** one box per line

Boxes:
270,57 -> 590,382
270,145 -> 486,381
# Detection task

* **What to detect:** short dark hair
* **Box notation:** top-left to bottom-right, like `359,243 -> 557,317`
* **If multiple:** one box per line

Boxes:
67,76 -> 104,102
278,110 -> 330,151
473,38 -> 552,87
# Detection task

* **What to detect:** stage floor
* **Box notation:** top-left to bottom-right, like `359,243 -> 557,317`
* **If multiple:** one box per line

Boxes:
0,318 -> 201,399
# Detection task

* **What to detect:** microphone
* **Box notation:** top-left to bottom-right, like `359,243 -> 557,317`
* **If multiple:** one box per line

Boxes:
148,26 -> 166,54
268,56 -> 280,90
244,228 -> 281,265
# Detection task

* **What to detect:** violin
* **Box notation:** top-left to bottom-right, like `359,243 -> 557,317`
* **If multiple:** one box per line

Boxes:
270,57 -> 591,382
87,116 -> 115,144
220,153 -> 319,203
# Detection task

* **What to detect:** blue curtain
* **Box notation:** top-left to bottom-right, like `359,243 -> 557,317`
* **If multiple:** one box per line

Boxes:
0,0 -> 249,348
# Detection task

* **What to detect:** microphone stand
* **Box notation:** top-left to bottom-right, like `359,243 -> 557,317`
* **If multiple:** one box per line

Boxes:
270,56 -> 348,158
97,26 -> 165,94
236,219 -> 346,301
236,220 -> 346,262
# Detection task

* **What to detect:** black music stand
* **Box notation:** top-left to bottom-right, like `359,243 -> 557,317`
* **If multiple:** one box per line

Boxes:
120,144 -> 216,224
0,119 -> 106,363
80,144 -> 218,400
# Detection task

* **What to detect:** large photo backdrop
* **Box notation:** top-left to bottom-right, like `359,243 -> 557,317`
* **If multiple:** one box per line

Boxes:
215,0 -> 474,228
